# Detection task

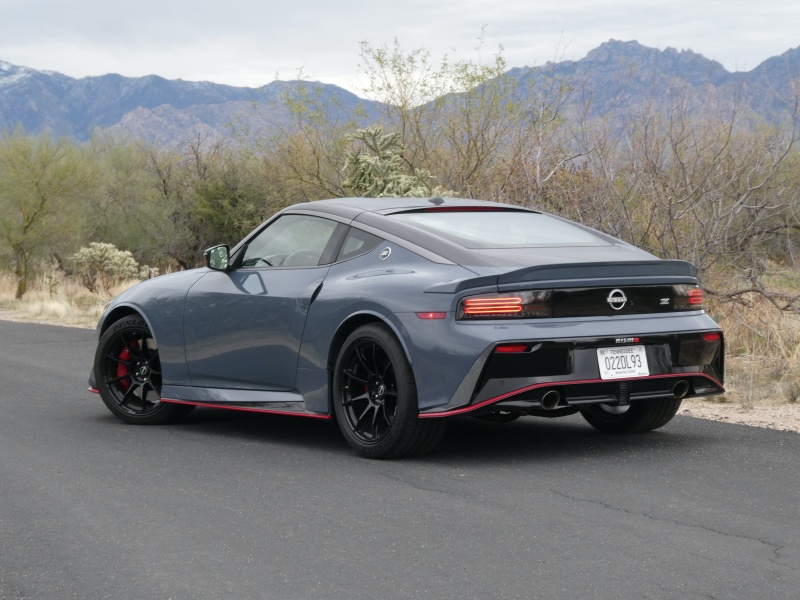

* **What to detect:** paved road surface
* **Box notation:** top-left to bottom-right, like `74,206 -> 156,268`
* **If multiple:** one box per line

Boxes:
1,319 -> 798,599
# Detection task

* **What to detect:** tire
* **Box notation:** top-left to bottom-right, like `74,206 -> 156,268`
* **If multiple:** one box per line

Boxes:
94,315 -> 194,425
580,397 -> 682,434
332,324 -> 446,458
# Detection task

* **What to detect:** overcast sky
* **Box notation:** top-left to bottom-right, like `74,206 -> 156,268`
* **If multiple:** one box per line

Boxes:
1,0 -> 798,96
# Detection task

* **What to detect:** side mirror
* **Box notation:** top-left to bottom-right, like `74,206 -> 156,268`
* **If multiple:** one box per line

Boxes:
204,245 -> 230,272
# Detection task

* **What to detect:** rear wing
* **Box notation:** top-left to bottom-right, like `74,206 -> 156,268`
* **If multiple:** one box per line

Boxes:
425,261 -> 699,294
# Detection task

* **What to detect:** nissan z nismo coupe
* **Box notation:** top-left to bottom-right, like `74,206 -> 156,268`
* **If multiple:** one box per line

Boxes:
89,197 -> 725,458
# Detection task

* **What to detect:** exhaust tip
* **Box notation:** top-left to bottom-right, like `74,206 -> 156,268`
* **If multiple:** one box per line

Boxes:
672,380 -> 691,399
541,389 -> 561,410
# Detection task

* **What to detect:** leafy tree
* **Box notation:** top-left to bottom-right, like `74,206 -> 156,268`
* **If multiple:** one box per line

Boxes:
0,131 -> 94,298
247,79 -> 358,203
357,38 -> 585,201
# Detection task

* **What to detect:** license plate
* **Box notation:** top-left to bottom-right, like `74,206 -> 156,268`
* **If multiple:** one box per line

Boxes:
597,346 -> 649,380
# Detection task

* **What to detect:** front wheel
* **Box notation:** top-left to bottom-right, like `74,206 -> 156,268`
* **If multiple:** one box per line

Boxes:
94,315 -> 193,425
332,324 -> 446,458
580,397 -> 682,434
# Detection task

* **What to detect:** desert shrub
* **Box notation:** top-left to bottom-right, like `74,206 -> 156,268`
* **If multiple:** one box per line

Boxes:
72,243 -> 140,292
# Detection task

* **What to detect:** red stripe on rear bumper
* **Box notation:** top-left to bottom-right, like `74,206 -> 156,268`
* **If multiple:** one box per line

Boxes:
418,372 -> 724,418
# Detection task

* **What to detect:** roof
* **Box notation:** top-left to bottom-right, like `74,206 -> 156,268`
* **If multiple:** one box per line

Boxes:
289,197 -> 528,220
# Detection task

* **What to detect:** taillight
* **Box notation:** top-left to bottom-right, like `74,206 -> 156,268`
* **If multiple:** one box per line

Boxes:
673,285 -> 705,310
464,297 -> 523,315
458,291 -> 552,320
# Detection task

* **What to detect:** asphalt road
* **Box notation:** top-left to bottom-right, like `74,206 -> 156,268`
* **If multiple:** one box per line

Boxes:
1,319 -> 799,600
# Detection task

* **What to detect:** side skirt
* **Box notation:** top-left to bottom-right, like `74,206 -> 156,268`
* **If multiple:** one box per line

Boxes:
160,398 -> 332,420
89,384 -> 331,420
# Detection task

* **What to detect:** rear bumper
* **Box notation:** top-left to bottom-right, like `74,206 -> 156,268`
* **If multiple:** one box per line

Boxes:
414,317 -> 724,417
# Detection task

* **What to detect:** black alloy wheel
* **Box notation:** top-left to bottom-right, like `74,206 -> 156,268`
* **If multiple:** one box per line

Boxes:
333,324 -> 446,458
95,316 -> 193,425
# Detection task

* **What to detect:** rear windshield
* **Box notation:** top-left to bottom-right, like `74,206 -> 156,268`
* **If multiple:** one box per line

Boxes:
389,210 -> 607,248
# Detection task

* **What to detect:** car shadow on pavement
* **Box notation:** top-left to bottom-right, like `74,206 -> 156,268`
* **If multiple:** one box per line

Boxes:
426,413 -> 713,465
97,407 -> 713,463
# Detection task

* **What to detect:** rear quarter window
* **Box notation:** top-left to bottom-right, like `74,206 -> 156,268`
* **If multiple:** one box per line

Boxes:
338,228 -> 383,261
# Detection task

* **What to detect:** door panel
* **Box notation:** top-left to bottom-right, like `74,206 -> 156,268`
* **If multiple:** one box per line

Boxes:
184,267 -> 330,390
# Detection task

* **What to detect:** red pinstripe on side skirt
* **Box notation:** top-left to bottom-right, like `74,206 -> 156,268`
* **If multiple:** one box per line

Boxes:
160,398 -> 333,420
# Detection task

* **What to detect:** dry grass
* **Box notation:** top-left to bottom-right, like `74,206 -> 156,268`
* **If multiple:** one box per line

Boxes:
0,272 -> 139,329
710,296 -> 800,408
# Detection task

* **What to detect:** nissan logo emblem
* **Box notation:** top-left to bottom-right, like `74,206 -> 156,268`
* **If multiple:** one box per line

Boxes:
607,289 -> 627,310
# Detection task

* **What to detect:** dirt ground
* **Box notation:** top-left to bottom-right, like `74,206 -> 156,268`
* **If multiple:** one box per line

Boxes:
678,398 -> 800,433
2,311 -> 798,434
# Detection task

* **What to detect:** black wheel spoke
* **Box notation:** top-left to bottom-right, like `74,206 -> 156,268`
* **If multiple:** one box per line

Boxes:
354,405 -> 373,433
355,347 -> 375,376
370,405 -> 380,437
120,382 -> 140,406
379,404 -> 392,428
141,381 -> 152,403
342,391 -> 369,406
343,369 -> 368,384
105,352 -> 131,366
105,374 -> 130,386
381,360 -> 392,380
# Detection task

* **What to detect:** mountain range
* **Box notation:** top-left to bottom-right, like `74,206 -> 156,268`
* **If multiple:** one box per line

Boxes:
1,40 -> 799,145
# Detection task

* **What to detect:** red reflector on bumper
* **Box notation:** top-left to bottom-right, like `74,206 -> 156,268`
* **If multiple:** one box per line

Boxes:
702,332 -> 721,341
416,312 -> 447,320
495,344 -> 528,353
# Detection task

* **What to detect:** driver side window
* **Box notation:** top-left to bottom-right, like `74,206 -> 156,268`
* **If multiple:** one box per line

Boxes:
242,215 -> 338,268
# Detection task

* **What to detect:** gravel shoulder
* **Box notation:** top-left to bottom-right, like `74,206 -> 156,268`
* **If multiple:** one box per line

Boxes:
678,398 -> 800,433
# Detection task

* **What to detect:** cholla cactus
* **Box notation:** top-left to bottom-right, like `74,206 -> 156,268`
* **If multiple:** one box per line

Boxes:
342,127 -> 441,198
72,242 -> 140,292
139,265 -> 160,280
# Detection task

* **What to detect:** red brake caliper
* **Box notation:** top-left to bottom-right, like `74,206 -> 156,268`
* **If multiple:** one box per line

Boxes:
116,345 -> 133,390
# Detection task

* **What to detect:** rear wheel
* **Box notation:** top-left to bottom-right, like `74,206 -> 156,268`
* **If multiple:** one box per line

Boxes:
94,315 -> 193,425
580,398 -> 682,434
332,324 -> 446,458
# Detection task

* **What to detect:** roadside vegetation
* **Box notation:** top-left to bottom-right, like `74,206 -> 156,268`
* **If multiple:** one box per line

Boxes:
1,40 -> 799,411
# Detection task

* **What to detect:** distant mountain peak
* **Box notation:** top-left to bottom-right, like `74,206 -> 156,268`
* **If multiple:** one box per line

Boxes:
1,40 -> 797,143
0,60 -> 35,89
584,39 -> 726,72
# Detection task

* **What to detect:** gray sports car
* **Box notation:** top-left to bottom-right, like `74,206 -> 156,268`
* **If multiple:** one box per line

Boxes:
89,197 -> 724,458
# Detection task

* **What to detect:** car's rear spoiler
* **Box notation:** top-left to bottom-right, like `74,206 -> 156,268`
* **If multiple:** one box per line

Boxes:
425,260 -> 700,294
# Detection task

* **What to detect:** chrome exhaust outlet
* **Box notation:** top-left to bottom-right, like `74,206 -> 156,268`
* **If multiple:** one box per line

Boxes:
672,380 -> 690,399
540,390 -> 562,410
